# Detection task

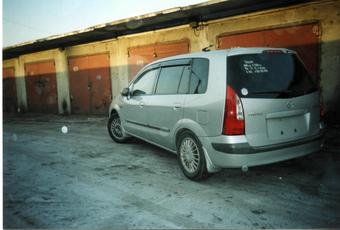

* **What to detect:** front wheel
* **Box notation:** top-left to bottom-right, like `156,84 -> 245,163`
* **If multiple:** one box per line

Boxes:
177,131 -> 210,181
107,113 -> 130,143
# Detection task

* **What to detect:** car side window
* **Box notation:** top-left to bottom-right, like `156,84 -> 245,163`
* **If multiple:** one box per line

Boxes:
131,68 -> 159,96
155,66 -> 184,95
189,58 -> 209,94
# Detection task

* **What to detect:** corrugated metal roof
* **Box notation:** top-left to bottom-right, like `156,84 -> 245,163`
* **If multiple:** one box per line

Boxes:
3,0 -> 311,59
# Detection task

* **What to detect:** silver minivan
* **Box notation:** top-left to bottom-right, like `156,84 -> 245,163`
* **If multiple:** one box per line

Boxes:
108,47 -> 324,180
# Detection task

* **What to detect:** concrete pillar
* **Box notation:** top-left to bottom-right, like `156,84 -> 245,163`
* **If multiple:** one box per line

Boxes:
190,24 -> 212,52
111,41 -> 129,100
55,50 -> 71,114
14,58 -> 28,112
109,48 -> 120,101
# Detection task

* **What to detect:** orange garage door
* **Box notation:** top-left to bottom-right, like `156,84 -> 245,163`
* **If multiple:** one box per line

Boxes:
25,61 -> 58,113
128,40 -> 190,81
218,23 -> 320,80
3,67 -> 17,113
68,53 -> 111,114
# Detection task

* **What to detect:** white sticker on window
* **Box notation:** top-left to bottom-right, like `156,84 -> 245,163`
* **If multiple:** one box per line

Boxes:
241,88 -> 248,96
243,60 -> 268,74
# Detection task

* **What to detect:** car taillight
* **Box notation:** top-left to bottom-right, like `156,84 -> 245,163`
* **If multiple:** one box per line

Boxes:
223,86 -> 245,135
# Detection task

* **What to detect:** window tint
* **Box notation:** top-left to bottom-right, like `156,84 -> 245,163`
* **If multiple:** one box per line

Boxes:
189,58 -> 209,94
227,53 -> 317,98
132,68 -> 158,96
155,66 -> 184,94
178,66 -> 191,94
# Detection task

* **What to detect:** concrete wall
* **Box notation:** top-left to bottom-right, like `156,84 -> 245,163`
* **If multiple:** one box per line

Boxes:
3,0 -> 340,115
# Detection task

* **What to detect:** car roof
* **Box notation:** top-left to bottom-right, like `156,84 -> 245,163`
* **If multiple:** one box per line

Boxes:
148,47 -> 295,65
131,47 -> 296,84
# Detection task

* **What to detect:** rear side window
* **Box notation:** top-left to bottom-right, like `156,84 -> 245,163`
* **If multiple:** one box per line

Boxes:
155,66 -> 184,94
189,58 -> 209,94
227,53 -> 317,98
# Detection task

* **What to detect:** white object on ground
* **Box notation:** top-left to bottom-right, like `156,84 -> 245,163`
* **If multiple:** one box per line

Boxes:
61,126 -> 68,134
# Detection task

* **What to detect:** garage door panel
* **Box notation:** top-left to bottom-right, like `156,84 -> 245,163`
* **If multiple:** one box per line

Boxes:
68,56 -> 90,114
264,24 -> 318,47
128,46 -> 156,81
264,24 -> 318,78
218,32 -> 266,49
25,61 -> 58,113
68,53 -> 111,114
128,40 -> 189,81
129,46 -> 154,58
88,54 -> 111,115
218,24 -> 319,80
70,68 -> 89,113
89,68 -> 111,114
155,42 -> 189,58
25,64 -> 40,112
3,67 -> 17,113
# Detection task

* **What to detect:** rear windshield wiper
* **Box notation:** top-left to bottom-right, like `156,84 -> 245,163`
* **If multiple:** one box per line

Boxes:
250,90 -> 293,95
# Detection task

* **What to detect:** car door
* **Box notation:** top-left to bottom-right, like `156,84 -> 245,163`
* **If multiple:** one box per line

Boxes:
121,66 -> 159,139
145,59 -> 191,150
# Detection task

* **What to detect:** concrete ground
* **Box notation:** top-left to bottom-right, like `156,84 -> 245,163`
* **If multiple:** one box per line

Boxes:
3,114 -> 340,229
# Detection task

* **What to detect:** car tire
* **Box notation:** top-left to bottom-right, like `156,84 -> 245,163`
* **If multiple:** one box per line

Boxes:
107,113 -> 130,143
177,131 -> 210,181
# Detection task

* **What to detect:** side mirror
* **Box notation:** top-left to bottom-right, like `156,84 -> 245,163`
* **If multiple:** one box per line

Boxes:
121,87 -> 130,97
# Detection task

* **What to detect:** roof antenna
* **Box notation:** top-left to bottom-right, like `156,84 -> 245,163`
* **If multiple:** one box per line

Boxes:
202,44 -> 213,52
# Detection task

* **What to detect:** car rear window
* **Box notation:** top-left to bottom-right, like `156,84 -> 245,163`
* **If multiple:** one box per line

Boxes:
227,53 -> 317,98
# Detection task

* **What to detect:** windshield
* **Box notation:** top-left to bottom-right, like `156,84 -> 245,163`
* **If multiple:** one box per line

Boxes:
227,53 -> 317,98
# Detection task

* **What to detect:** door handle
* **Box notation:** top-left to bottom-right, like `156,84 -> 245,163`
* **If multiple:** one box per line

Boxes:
173,103 -> 182,110
139,102 -> 144,108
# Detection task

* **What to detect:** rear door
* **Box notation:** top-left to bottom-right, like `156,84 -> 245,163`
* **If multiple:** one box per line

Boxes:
145,59 -> 191,149
227,51 -> 320,147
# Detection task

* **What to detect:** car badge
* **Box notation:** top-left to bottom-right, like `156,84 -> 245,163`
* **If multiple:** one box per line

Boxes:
286,101 -> 295,109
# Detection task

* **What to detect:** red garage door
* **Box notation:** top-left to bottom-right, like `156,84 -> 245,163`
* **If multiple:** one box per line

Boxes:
68,53 -> 111,114
218,23 -> 320,80
25,61 -> 58,113
128,40 -> 190,81
3,67 -> 17,113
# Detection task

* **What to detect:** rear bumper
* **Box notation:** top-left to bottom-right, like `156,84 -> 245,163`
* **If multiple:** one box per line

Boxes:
200,131 -> 324,169
211,133 -> 324,154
